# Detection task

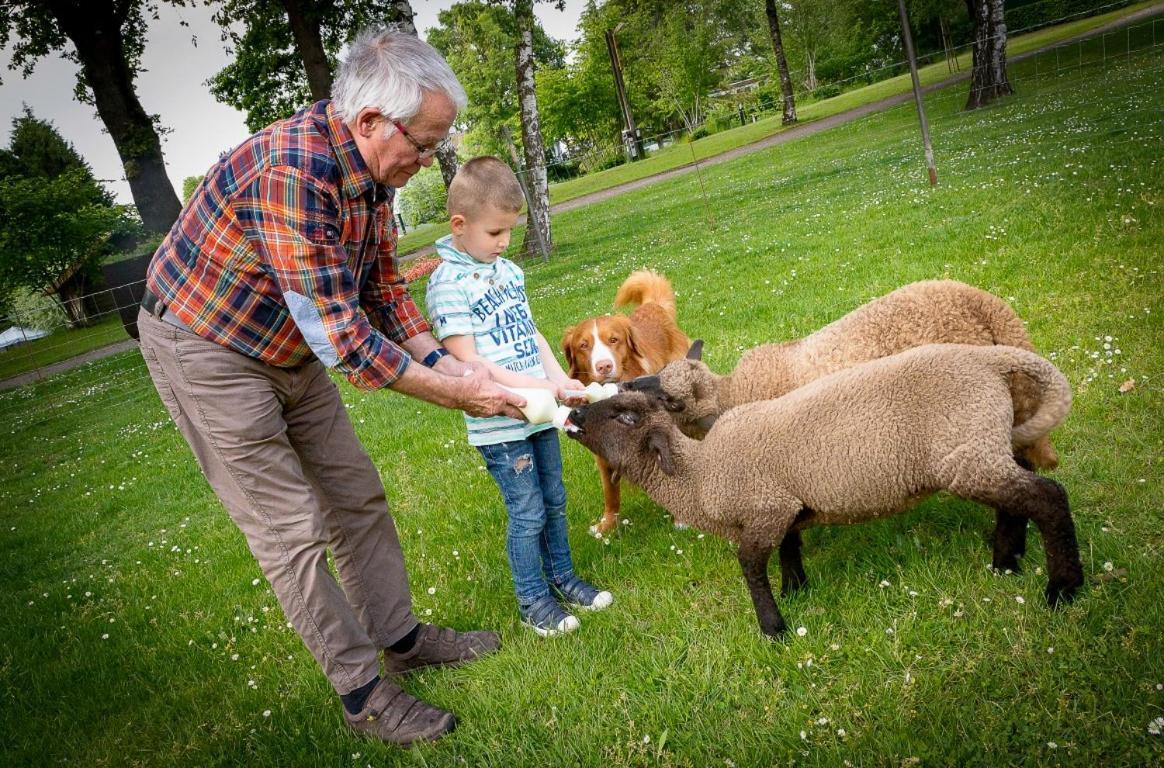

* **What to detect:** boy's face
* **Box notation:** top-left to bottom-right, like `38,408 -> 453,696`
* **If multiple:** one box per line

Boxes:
450,205 -> 519,263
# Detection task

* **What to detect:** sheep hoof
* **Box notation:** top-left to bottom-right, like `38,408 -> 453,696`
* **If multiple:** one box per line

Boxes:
992,555 -> 1022,574
1045,581 -> 1080,608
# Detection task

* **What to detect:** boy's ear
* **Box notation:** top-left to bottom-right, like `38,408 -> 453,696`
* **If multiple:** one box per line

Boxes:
449,214 -> 466,234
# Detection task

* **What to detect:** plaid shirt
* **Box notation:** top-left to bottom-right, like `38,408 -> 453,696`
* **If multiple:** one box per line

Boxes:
146,100 -> 428,390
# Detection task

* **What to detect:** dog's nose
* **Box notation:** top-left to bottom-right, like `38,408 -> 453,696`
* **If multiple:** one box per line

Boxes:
594,359 -> 614,377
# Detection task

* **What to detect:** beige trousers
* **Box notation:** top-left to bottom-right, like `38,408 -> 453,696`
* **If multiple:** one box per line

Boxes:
137,308 -> 415,694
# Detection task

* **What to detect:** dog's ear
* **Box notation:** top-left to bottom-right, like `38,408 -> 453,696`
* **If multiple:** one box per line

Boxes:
622,317 -> 643,359
560,326 -> 578,377
686,339 -> 704,360
647,426 -> 676,476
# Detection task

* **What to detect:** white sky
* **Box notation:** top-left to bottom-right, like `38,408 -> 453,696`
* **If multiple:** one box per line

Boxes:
0,1 -> 586,205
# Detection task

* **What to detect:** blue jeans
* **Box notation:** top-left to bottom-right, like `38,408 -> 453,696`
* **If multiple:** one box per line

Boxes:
477,428 -> 575,605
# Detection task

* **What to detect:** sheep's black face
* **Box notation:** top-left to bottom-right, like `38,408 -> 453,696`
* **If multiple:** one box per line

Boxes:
564,392 -> 670,477
621,374 -> 686,413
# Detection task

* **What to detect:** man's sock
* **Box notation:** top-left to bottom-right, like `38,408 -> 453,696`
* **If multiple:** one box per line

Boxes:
341,676 -> 380,715
387,623 -> 421,654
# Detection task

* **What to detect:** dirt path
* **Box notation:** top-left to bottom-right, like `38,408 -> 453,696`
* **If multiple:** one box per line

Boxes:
0,338 -> 139,392
2,4 -> 1158,392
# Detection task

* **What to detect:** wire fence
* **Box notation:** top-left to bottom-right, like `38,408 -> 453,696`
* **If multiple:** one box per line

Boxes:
0,10 -> 1159,408
509,1 -> 1159,183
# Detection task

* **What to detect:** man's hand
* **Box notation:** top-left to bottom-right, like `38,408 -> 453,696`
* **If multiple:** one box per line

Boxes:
458,367 -> 526,419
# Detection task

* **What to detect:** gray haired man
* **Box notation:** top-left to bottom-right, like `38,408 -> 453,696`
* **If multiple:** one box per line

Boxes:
138,29 -> 525,745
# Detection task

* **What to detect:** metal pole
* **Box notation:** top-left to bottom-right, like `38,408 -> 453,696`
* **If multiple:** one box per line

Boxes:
605,27 -> 644,160
896,0 -> 937,187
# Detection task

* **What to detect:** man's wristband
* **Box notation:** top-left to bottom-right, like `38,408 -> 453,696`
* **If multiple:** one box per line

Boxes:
421,347 -> 451,368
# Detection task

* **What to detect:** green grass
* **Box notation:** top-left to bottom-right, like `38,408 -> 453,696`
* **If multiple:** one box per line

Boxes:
395,1 -> 1160,257
1,46 -> 1162,766
0,314 -> 127,381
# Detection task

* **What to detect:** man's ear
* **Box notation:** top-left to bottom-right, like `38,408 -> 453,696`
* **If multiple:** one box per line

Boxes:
647,427 -> 676,476
354,108 -> 385,140
449,213 -> 467,236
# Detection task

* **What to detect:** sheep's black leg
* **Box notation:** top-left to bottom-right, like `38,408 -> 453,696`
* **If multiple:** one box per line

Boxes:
1026,477 -> 1084,607
986,475 -> 1082,607
995,455 -> 1032,568
992,509 -> 1028,573
779,530 -> 808,596
737,541 -> 786,638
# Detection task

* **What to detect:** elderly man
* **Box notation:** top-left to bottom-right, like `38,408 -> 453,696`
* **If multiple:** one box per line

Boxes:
137,29 -> 523,746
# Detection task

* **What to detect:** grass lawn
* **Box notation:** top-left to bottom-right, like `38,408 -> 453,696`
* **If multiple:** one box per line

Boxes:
0,314 -> 127,381
0,44 -> 1161,767
395,1 -> 1161,257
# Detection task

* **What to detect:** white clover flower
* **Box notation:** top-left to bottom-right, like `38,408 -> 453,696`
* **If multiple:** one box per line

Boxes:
263,710 -> 271,718
796,627 -> 808,637
1015,596 -> 1025,604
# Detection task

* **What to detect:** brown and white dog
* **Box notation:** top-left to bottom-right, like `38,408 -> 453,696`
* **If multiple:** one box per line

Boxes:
561,270 -> 690,533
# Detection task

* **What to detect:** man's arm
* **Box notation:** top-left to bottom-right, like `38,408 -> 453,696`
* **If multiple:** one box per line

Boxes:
387,359 -> 525,419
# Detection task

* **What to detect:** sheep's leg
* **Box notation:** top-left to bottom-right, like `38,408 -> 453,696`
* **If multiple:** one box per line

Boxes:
779,530 -> 808,596
1022,477 -> 1084,607
737,540 -> 787,638
992,509 -> 1028,573
961,469 -> 1083,608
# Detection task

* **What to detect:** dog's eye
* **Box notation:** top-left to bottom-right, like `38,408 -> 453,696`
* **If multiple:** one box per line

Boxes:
579,341 -> 589,350
609,336 -> 619,344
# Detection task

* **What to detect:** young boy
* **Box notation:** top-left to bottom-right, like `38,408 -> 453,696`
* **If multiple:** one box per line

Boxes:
425,157 -> 613,636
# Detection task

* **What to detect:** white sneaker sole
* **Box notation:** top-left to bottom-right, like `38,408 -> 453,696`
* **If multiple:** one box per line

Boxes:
575,591 -> 613,612
524,613 -> 581,637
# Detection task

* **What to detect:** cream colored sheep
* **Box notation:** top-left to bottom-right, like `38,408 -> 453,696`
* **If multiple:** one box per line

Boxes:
566,344 -> 1083,638
626,280 -> 1058,470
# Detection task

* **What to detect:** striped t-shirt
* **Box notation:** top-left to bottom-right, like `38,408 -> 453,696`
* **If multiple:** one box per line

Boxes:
425,236 -> 554,446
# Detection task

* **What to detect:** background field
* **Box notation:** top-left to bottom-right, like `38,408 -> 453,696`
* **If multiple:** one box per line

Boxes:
0,44 -> 1161,767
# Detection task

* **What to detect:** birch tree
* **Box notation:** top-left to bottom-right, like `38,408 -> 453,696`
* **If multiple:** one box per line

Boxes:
964,0 -> 1011,109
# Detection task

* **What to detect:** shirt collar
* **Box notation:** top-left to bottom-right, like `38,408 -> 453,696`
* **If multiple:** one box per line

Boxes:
319,100 -> 385,202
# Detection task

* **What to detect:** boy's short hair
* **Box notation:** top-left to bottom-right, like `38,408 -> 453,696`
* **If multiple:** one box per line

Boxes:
447,157 -> 525,217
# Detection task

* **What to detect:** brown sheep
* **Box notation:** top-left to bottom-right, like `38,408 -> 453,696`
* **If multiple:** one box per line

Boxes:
565,344 -> 1083,639
625,280 -> 1058,471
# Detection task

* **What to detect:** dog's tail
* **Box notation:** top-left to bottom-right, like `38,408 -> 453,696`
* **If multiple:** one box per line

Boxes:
614,270 -> 676,318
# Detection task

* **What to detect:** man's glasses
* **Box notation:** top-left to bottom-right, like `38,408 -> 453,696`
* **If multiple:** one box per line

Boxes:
390,119 -> 447,160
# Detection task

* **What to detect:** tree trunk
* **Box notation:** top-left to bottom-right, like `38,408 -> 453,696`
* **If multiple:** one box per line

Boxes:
805,51 -> 817,92
391,0 -> 459,190
280,0 -> 333,100
55,274 -> 93,328
764,0 -> 797,124
965,0 -> 1013,109
513,0 -> 551,258
44,0 -> 181,235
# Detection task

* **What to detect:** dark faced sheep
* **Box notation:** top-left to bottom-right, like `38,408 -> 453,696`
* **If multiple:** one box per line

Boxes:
566,344 -> 1083,639
625,280 -> 1058,471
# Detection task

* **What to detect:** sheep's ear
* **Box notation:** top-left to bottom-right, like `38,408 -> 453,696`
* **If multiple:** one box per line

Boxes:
695,414 -> 718,433
686,340 -> 704,360
648,427 -> 676,476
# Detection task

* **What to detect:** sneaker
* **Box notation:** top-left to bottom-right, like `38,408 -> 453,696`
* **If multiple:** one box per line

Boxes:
384,623 -> 501,676
519,595 -> 581,637
552,574 -> 614,612
343,677 -> 456,746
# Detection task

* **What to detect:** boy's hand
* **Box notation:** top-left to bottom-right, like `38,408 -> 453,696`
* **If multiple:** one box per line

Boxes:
556,378 -> 588,406
458,368 -> 526,419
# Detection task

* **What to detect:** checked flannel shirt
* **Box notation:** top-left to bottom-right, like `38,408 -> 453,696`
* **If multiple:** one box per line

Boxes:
146,99 -> 428,390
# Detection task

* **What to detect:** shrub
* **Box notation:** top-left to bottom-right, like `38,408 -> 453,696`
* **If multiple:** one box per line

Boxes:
397,166 -> 448,227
